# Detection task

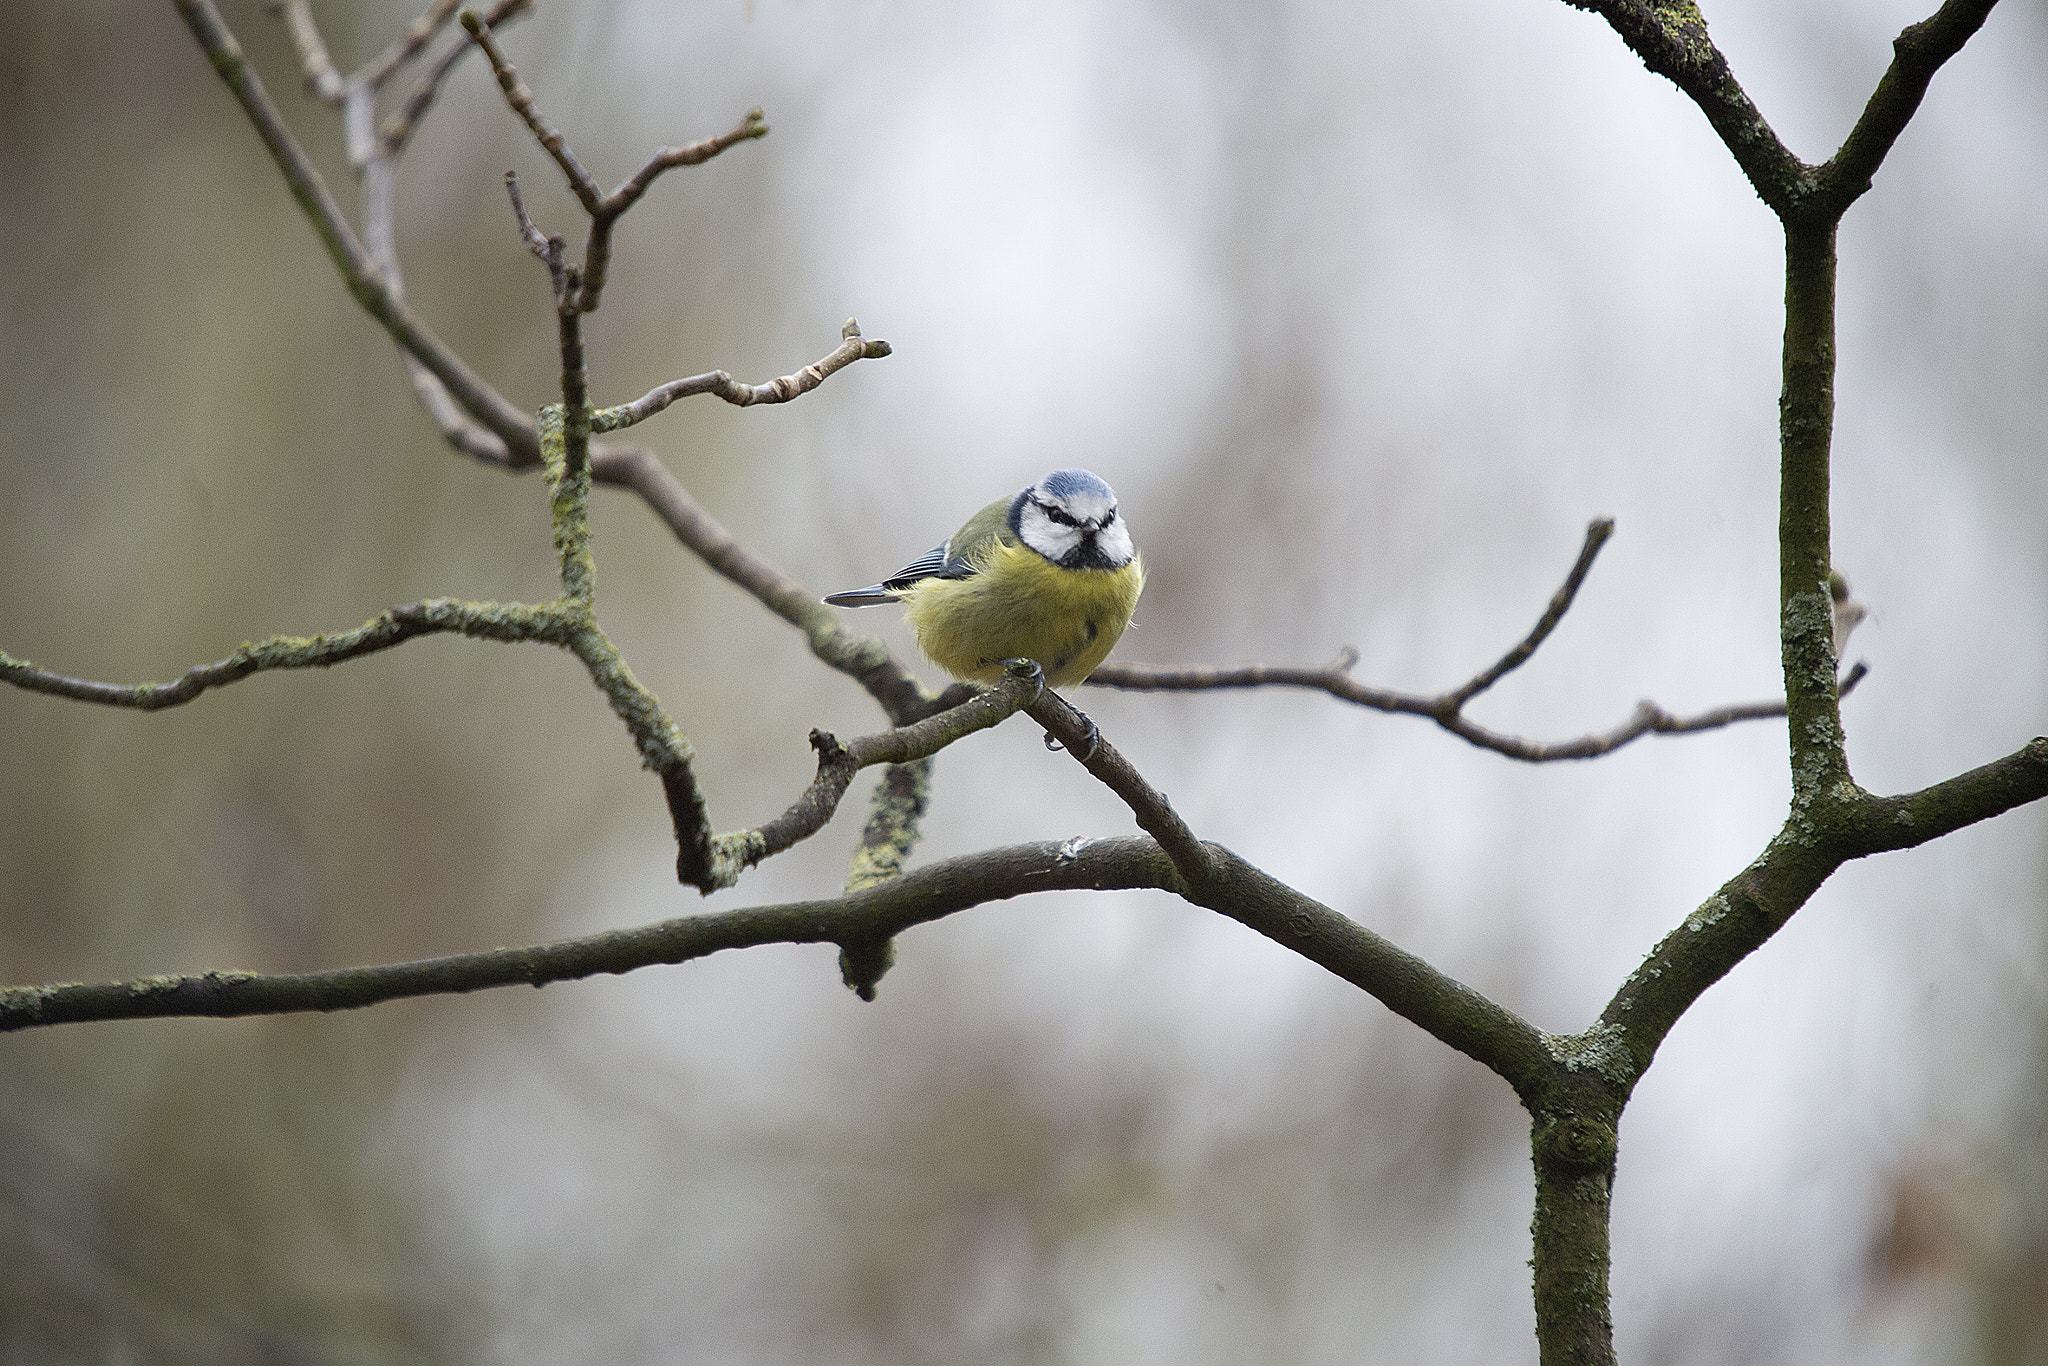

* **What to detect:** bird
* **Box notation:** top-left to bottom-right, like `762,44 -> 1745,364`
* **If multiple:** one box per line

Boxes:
825,469 -> 1144,698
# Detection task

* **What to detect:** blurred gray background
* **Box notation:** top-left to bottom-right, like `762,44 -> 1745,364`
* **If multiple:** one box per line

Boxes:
2,0 -> 2044,1361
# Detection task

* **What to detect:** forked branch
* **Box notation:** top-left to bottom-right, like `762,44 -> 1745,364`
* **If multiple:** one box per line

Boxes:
1091,519 -> 1866,762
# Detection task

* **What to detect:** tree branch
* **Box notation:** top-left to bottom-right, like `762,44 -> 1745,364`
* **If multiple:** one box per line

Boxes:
378,0 -> 530,159
1812,0 -> 2002,220
587,442 -> 940,726
578,109 -> 769,312
358,0 -> 466,93
0,839 -> 1184,1032
176,0 -> 540,462
1447,518 -> 1613,709
266,0 -> 346,105
0,599 -> 560,710
1030,689 -> 1220,892
459,10 -> 601,211
593,321 -> 893,430
1090,519 -> 1865,762
1600,735 -> 2048,1085
719,664 -> 1044,877
1558,0 -> 1808,214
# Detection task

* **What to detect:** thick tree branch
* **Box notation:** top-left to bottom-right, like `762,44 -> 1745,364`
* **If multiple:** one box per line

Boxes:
1196,847 -> 1556,1099
1812,0 -> 2002,220
1559,0 -> 1808,213
0,839 -> 1183,1032
1599,736 -> 2048,1086
1779,224 -> 1847,799
1846,737 -> 2048,856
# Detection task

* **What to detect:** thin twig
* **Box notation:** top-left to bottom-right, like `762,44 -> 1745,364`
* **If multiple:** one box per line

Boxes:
358,0 -> 465,91
460,10 -> 602,210
595,320 -> 893,430
1089,520 -> 1868,763
267,0 -> 346,104
378,0 -> 530,158
177,0 -> 540,460
721,664 -> 1044,877
578,109 -> 769,311
1445,518 -> 1613,710
0,600 -> 558,711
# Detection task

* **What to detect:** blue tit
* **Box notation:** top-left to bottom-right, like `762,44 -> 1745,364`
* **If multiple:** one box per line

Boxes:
826,468 -> 1143,689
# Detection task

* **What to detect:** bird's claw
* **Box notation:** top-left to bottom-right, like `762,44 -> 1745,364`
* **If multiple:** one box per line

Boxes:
1043,713 -> 1101,763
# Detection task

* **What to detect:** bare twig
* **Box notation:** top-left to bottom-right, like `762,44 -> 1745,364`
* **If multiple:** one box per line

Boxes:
721,664 -> 1044,877
267,0 -> 346,105
1089,520 -> 1868,762
595,320 -> 893,430
505,171 -> 569,300
0,600 -> 558,711
177,0 -> 540,461
577,108 -> 769,310
378,0 -> 530,158
460,10 -> 602,210
1446,518 -> 1612,710
358,0 -> 465,92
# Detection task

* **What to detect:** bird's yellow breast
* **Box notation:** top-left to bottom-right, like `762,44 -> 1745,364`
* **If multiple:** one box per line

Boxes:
900,541 -> 1143,688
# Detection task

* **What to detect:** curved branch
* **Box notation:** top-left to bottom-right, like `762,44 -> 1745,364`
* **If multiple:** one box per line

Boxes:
579,109 -> 770,311
1446,518 -> 1612,709
0,598 -> 560,710
588,442 -> 938,725
594,321 -> 893,431
1090,519 -> 1865,762
717,664 -> 1044,876
0,838 -> 1184,1032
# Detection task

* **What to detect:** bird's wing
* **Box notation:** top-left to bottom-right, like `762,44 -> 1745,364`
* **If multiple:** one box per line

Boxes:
821,496 -> 1016,607
823,539 -> 969,607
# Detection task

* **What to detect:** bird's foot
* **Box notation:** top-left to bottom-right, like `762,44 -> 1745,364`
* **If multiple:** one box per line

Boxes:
1043,710 -> 1100,763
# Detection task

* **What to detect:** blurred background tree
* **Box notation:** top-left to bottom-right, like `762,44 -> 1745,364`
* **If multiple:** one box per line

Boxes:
1,1 -> 2043,1362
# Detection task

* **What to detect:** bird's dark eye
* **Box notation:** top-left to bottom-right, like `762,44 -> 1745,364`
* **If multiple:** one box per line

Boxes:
1038,500 -> 1078,528
1100,508 -> 1117,528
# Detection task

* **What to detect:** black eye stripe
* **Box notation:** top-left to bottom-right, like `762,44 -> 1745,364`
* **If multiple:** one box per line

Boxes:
1034,499 -> 1079,528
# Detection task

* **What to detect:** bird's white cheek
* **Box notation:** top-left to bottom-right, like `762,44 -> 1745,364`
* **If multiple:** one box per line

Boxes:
1098,523 -> 1135,565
